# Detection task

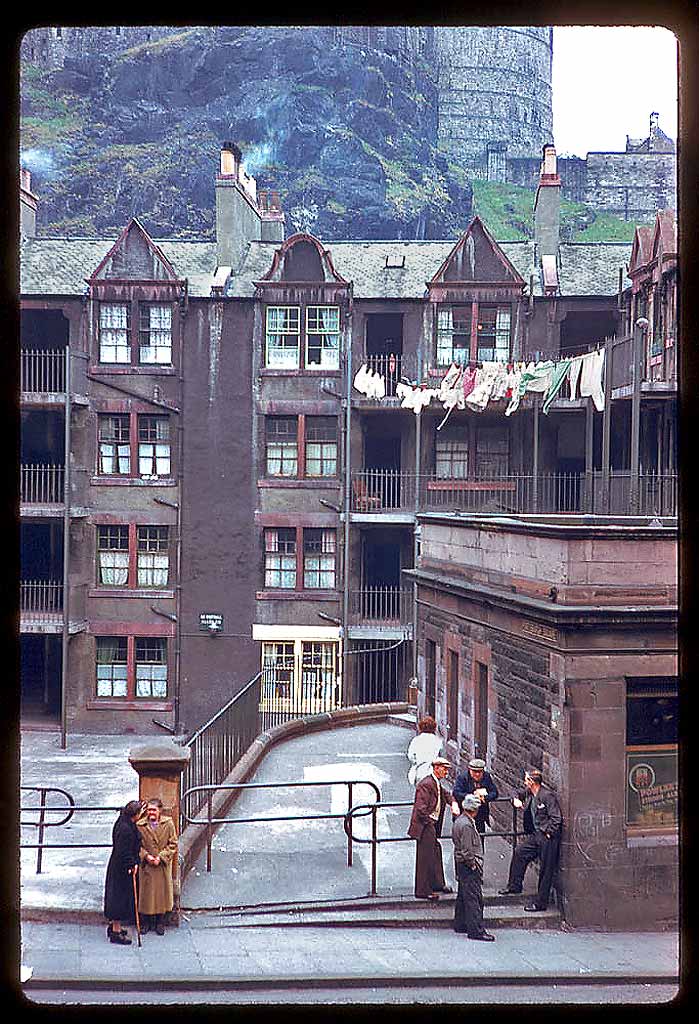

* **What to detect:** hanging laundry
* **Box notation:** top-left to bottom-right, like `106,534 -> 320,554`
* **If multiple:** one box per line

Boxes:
579,348 -> 605,411
396,382 -> 438,414
566,356 -> 583,400
542,358 -> 572,415
353,363 -> 370,395
489,362 -> 511,403
465,362 -> 501,412
505,361 -> 555,416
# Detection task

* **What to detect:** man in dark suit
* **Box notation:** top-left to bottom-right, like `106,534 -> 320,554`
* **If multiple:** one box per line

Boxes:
407,756 -> 453,900
451,757 -> 499,835
499,767 -> 563,911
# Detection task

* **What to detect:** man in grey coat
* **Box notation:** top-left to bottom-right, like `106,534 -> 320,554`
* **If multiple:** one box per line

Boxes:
452,794 -> 495,941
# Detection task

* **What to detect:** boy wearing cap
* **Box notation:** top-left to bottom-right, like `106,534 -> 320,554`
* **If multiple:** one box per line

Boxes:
452,794 -> 495,941
407,757 -> 454,900
451,758 -> 499,835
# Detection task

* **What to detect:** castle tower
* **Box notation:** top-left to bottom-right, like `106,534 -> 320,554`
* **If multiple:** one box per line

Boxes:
435,26 -> 553,177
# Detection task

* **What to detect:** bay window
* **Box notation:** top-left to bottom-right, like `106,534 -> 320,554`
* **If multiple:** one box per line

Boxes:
264,304 -> 341,370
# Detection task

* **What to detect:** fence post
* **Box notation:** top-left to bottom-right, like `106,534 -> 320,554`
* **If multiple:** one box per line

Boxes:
128,741 -> 191,926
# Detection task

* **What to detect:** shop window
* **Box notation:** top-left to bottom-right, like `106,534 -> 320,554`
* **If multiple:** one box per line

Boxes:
303,529 -> 336,589
97,525 -> 129,586
138,416 -> 171,479
262,641 -> 295,701
266,417 -> 298,477
261,639 -> 340,715
437,306 -> 471,366
625,677 -> 678,829
476,306 -> 511,362
96,637 -> 128,697
139,303 -> 172,364
264,528 -> 297,588
305,417 -> 337,477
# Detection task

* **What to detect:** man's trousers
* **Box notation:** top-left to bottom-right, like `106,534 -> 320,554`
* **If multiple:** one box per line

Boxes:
507,831 -> 560,909
454,863 -> 485,935
414,821 -> 446,897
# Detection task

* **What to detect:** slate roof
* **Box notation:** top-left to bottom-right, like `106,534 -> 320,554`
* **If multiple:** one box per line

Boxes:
21,233 -> 631,300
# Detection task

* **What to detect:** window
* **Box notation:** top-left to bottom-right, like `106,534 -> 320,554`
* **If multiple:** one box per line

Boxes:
306,307 -> 340,369
98,415 -> 131,475
266,418 -> 298,477
435,429 -> 469,479
447,649 -> 459,736
475,426 -> 509,476
474,661 -> 488,758
138,416 -> 171,479
265,305 -> 341,370
424,639 -> 436,718
96,637 -> 128,697
97,526 -> 129,586
135,638 -> 168,698
303,529 -> 336,589
437,306 -> 471,366
266,307 -> 300,368
137,527 -> 169,587
305,417 -> 337,477
99,304 -> 130,363
264,528 -> 297,588
477,306 -> 511,361
260,639 -> 340,717
139,304 -> 172,364
625,677 -> 678,829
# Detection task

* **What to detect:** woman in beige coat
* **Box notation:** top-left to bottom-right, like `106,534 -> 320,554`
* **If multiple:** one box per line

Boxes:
137,798 -> 178,935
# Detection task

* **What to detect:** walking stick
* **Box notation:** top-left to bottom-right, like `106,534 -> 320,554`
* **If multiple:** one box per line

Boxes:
131,868 -> 142,947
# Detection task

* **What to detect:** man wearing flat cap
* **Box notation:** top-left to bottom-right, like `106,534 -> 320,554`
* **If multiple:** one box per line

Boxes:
407,757 -> 454,900
452,794 -> 495,940
451,757 -> 499,836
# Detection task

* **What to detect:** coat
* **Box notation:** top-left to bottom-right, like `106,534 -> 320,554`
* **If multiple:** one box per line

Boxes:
137,815 -> 178,916
452,769 -> 498,827
407,774 -> 451,840
103,813 -> 141,923
452,812 -> 484,873
518,785 -> 563,837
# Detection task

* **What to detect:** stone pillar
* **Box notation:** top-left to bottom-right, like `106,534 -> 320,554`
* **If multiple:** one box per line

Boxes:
128,740 -> 191,926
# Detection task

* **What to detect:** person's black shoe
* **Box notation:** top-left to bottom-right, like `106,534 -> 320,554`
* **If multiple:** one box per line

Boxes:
141,917 -> 151,934
468,932 -> 495,941
524,903 -> 546,912
109,932 -> 132,945
107,925 -> 127,938
498,888 -> 522,895
155,917 -> 165,936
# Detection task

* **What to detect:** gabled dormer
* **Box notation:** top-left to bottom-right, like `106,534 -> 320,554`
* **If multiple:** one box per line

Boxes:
628,225 -> 654,291
86,218 -> 185,371
427,217 -> 525,369
254,233 -> 350,372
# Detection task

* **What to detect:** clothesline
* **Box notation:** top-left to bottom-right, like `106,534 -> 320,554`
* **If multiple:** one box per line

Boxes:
352,349 -> 606,425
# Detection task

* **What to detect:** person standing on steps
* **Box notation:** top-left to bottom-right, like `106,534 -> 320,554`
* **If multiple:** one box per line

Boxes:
137,797 -> 178,936
407,757 -> 454,900
499,768 -> 563,912
406,715 -> 443,786
103,799 -> 144,945
452,794 -> 495,941
451,757 -> 499,836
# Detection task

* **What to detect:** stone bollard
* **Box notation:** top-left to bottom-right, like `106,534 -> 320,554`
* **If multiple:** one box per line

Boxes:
128,740 -> 190,927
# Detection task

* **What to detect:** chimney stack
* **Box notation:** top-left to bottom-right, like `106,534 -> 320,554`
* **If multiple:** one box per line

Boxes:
215,142 -> 285,269
534,143 -> 560,293
20,167 -> 38,239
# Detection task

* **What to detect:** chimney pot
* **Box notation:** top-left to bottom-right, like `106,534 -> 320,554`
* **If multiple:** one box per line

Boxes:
270,191 -> 281,211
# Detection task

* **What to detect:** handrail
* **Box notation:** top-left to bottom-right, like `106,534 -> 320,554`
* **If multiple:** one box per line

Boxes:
181,778 -> 380,874
185,671 -> 263,748
343,795 -> 523,896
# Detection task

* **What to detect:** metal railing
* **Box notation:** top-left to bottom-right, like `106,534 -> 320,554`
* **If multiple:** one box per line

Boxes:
20,464 -> 65,505
182,672 -> 263,824
21,349 -> 66,394
20,786 -> 121,873
363,354 -> 412,398
344,795 -> 523,896
350,468 -> 677,517
20,580 -> 64,617
181,778 -> 381,874
349,587 -> 412,625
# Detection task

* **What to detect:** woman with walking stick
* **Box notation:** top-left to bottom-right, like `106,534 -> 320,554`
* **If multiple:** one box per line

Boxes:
103,800 -> 144,946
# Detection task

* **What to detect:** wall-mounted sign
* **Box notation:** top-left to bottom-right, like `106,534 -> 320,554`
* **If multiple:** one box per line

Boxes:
199,613 -> 224,633
625,748 -> 678,828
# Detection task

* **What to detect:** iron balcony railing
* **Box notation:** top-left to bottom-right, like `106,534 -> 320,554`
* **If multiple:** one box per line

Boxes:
20,464 -> 65,505
350,469 -> 677,517
362,353 -> 417,399
20,580 -> 64,617
21,349 -> 66,394
349,587 -> 413,625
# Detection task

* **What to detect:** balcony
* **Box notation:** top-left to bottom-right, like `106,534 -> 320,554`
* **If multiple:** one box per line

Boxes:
20,580 -> 63,632
20,465 -> 65,514
21,350 -> 66,401
350,468 -> 677,518
353,353 -> 418,403
348,587 -> 413,640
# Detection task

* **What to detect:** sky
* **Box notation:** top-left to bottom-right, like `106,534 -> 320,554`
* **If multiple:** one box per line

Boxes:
552,26 -> 679,157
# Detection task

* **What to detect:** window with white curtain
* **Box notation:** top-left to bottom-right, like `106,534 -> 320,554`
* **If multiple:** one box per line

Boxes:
135,638 -> 168,698
266,417 -> 298,476
266,307 -> 300,368
306,306 -> 340,369
305,417 -> 337,477
99,303 -> 130,363
98,415 -> 131,475
264,528 -> 297,588
476,306 -> 511,361
139,303 -> 173,364
137,526 -> 169,587
95,637 -> 128,697
437,306 -> 472,366
138,416 -> 171,478
303,529 -> 336,589
97,525 -> 129,586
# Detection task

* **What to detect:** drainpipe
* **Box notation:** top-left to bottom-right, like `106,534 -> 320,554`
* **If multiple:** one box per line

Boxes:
173,293 -> 186,736
532,396 -> 540,512
412,414 -> 421,685
60,347 -> 71,750
630,317 -> 648,513
601,334 -> 613,512
342,287 -> 353,703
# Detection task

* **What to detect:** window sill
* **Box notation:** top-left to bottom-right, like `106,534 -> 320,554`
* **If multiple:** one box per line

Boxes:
88,588 -> 175,599
89,364 -> 176,375
626,829 -> 678,847
86,700 -> 174,711
256,590 -> 341,601
90,477 -> 177,487
260,368 -> 342,377
258,478 -> 340,489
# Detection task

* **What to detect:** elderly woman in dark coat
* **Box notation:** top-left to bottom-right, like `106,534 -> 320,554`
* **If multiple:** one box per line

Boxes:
103,800 -> 143,945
